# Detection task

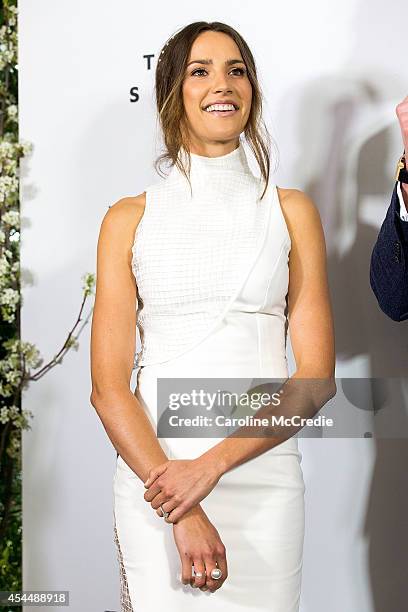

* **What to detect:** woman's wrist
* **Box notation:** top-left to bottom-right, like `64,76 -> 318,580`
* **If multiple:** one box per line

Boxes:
197,448 -> 228,480
174,502 -> 205,524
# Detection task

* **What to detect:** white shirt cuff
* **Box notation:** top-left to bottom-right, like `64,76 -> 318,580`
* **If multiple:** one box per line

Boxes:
396,181 -> 408,221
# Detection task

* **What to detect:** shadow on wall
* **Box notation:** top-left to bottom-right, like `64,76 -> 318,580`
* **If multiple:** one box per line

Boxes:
286,69 -> 408,611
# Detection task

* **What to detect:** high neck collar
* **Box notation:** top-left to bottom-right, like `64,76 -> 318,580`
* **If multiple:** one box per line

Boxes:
175,140 -> 252,176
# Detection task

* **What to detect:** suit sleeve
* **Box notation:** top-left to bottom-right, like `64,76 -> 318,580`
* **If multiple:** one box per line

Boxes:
369,182 -> 408,321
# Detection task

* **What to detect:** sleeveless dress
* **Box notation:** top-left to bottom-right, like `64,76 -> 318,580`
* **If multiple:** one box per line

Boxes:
113,141 -> 305,612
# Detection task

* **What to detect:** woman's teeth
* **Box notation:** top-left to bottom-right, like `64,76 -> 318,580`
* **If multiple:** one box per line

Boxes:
205,104 -> 237,112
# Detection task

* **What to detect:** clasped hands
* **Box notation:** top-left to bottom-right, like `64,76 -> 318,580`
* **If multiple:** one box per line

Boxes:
143,456 -> 222,523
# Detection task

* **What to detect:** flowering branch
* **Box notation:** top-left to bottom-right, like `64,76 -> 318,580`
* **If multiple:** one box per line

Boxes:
0,0 -> 97,591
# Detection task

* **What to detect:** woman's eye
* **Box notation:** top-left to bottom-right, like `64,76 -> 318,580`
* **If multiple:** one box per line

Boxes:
191,68 -> 207,76
191,67 -> 246,77
231,67 -> 246,76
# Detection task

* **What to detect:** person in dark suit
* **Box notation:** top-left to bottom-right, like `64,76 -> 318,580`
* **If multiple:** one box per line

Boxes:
370,96 -> 408,322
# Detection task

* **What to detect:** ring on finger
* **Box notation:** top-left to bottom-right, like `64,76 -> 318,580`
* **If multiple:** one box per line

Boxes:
210,567 -> 222,580
192,566 -> 204,579
160,504 -> 170,519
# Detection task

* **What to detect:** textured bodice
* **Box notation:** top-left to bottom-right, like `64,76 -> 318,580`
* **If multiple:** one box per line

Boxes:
131,141 -> 290,369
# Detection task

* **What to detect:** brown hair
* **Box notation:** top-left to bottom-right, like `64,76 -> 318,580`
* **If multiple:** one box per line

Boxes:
153,21 -> 278,200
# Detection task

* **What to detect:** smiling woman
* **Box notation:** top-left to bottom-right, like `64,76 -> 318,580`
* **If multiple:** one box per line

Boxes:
90,19 -> 335,612
180,31 -> 253,163
150,23 -> 273,200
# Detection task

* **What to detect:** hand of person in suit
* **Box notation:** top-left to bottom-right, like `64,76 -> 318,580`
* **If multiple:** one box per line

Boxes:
396,95 -> 408,153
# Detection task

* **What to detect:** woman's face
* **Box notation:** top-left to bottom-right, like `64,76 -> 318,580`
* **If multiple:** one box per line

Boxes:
181,31 -> 252,152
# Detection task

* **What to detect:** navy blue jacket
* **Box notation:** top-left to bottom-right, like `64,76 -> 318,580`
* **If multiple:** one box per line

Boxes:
370,182 -> 408,321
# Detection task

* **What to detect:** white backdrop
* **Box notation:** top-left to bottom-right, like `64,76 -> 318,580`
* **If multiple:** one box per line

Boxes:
19,1 -> 408,611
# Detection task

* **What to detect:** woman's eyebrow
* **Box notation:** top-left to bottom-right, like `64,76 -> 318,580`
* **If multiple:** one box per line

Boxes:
186,58 -> 245,68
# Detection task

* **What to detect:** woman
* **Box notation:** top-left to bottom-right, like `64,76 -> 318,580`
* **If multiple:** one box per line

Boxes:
90,21 -> 336,612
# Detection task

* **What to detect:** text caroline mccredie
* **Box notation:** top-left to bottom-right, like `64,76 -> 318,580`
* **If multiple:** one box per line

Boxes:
166,414 -> 334,428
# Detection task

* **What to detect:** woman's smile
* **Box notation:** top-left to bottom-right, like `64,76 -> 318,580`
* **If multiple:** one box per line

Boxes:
204,107 -> 238,117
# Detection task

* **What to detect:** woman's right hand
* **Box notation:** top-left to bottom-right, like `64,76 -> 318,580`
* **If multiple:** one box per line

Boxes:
172,504 -> 228,593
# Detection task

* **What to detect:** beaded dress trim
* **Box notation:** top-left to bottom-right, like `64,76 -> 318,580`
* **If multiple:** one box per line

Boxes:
113,517 -> 134,612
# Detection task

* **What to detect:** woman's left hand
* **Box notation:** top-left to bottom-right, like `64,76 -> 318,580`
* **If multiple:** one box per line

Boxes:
143,457 -> 222,523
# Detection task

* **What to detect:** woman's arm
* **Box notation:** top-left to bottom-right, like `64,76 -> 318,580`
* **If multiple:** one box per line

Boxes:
143,188 -> 336,522
91,195 -> 230,591
90,194 -> 170,480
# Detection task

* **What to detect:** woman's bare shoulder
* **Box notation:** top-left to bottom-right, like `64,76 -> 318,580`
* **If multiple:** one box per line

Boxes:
100,192 -> 146,238
276,187 -> 322,232
276,186 -> 317,210
107,192 -> 146,222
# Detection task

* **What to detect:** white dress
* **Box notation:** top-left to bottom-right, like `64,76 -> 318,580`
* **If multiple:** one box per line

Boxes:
113,141 -> 305,612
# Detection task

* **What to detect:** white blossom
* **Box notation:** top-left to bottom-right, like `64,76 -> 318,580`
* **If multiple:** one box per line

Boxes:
7,104 -> 17,120
0,141 -> 14,157
8,405 -> 19,417
2,210 -> 19,227
19,140 -> 33,156
0,406 -> 9,424
0,255 -> 10,275
0,287 -> 19,307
